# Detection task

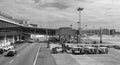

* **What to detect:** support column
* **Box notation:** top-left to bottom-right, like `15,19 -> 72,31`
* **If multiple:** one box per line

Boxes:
4,35 -> 7,46
17,35 -> 20,41
100,27 -> 102,43
12,35 -> 15,43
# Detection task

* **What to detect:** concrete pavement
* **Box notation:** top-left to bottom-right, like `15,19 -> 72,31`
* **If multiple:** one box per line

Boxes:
0,43 -> 57,65
53,53 -> 80,65
0,43 -> 30,65
0,43 -> 38,65
35,47 -> 57,65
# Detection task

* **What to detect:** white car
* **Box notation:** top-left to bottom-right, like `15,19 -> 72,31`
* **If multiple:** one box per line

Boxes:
55,47 -> 63,52
5,50 -> 17,56
3,46 -> 14,51
8,46 -> 14,50
3,47 -> 9,51
52,47 -> 63,53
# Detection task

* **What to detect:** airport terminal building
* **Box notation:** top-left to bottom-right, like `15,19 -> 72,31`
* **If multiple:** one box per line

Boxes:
0,15 -> 56,46
0,17 -> 31,46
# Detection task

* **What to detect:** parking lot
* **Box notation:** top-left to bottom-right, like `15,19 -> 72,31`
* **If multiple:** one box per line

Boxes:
52,47 -> 120,65
70,48 -> 120,65
50,36 -> 120,65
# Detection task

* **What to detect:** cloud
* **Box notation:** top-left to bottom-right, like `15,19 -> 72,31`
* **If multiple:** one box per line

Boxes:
37,2 -> 69,9
0,0 -> 120,30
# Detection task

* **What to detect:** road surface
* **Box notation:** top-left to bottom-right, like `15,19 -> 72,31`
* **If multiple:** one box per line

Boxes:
0,43 -> 57,65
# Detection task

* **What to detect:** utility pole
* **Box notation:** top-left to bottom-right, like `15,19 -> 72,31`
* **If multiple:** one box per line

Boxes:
85,25 -> 87,34
100,27 -> 103,43
77,7 -> 84,43
70,24 -> 72,29
46,22 -> 50,48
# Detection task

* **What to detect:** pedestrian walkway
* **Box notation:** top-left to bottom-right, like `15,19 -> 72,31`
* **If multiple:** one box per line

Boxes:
52,53 -> 80,65
35,47 -> 57,65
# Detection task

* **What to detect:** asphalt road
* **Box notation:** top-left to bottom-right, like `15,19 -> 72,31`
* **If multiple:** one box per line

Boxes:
0,43 -> 30,65
0,43 -> 57,65
35,47 -> 57,65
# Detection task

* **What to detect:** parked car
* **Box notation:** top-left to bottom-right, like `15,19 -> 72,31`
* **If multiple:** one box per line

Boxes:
97,47 -> 109,54
8,46 -> 14,50
14,40 -> 25,44
84,46 -> 97,54
5,50 -> 17,56
66,45 -> 73,53
2,45 -> 14,52
3,47 -> 9,52
27,39 -> 34,43
72,46 -> 84,54
52,47 -> 63,54
0,47 -> 4,54
113,45 -> 120,49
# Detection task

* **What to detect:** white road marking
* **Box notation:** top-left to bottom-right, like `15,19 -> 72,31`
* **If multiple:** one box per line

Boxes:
33,47 -> 40,65
9,59 -> 14,63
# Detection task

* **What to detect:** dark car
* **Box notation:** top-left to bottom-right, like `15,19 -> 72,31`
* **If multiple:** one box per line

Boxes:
14,40 -> 25,44
72,47 -> 84,54
113,45 -> 120,49
5,50 -> 17,56
48,37 -> 59,43
84,46 -> 97,54
97,47 -> 109,54
0,48 -> 4,54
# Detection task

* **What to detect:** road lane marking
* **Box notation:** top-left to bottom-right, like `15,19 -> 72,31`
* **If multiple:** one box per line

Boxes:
9,59 -> 14,63
33,47 -> 40,65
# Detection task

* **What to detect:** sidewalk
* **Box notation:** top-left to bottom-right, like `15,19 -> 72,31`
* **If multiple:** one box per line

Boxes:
36,47 -> 57,65
52,53 -> 80,65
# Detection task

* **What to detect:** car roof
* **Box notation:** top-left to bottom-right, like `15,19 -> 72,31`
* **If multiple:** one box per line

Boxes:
9,50 -> 16,51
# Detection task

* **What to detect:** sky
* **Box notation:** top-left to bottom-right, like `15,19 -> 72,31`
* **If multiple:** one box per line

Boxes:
0,0 -> 120,31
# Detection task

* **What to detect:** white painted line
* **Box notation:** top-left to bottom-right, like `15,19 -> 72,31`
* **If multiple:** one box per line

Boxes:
33,47 -> 40,65
9,59 -> 14,63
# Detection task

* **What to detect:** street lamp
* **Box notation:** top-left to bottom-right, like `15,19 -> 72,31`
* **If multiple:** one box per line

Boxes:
100,27 -> 103,43
77,7 -> 84,43
85,25 -> 87,34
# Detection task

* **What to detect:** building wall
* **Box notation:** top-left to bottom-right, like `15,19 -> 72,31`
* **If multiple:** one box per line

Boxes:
56,27 -> 77,36
83,28 -> 110,35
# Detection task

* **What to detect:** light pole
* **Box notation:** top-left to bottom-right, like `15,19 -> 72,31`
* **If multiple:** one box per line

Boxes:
85,25 -> 87,34
100,27 -> 103,43
46,22 -> 50,48
77,7 -> 84,43
70,24 -> 72,29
